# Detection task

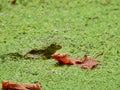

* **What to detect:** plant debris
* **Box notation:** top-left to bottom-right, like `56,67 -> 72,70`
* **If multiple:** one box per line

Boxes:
51,52 -> 103,70
1,80 -> 42,90
51,53 -> 80,65
76,55 -> 102,70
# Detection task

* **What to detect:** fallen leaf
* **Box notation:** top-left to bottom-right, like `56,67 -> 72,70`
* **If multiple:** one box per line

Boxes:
1,80 -> 42,90
76,55 -> 102,70
52,52 -> 103,70
51,53 -> 81,65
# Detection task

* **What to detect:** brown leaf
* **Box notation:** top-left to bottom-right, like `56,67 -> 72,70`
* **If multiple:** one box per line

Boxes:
51,53 -> 81,65
52,53 -> 103,70
76,55 -> 102,70
1,80 -> 42,90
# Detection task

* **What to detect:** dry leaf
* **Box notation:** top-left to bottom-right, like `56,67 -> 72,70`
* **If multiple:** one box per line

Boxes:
52,52 -> 103,70
76,55 -> 102,70
51,53 -> 81,65
1,80 -> 42,90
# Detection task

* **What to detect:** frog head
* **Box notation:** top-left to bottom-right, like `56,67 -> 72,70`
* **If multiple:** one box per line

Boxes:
43,43 -> 62,59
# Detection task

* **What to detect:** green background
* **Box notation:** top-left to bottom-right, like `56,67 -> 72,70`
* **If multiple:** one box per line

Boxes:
0,0 -> 120,90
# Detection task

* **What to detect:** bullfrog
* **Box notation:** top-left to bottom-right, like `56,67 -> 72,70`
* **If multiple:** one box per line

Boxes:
0,43 -> 62,60
23,43 -> 62,59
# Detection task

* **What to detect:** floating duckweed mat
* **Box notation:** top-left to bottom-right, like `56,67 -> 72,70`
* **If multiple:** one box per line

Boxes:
0,0 -> 120,90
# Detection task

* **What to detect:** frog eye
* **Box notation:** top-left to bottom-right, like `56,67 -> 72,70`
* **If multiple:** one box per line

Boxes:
50,44 -> 55,48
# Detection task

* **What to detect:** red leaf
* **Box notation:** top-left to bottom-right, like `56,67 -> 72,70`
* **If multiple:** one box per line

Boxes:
51,53 -> 81,65
52,53 -> 103,70
1,80 -> 42,90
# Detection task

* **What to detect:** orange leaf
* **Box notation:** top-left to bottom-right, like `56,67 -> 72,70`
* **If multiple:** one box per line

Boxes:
1,80 -> 42,90
51,53 -> 81,65
52,53 -> 103,70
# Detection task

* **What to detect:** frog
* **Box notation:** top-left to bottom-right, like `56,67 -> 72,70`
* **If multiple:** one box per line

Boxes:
0,43 -> 62,61
24,43 -> 62,59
